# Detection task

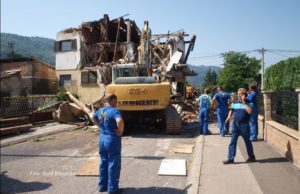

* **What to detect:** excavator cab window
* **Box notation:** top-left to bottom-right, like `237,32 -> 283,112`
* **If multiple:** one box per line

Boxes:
117,68 -> 135,78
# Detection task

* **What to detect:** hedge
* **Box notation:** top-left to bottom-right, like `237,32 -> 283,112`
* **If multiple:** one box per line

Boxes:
265,56 -> 300,91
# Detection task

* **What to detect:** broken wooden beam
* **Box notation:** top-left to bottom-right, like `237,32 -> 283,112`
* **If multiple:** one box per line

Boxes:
66,92 -> 94,120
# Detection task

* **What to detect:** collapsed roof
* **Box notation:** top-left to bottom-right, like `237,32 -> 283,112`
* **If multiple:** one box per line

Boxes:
58,14 -> 196,84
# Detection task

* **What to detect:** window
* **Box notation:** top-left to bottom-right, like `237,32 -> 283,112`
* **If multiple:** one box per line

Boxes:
60,74 -> 71,86
54,39 -> 77,52
81,71 -> 97,84
61,41 -> 72,51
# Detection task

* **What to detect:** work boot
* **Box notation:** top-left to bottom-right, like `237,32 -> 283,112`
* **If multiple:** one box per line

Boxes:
223,159 -> 234,164
246,157 -> 256,163
204,131 -> 212,135
98,187 -> 107,192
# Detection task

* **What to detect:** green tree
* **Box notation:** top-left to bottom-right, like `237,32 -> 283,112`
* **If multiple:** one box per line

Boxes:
217,51 -> 260,92
202,68 -> 218,88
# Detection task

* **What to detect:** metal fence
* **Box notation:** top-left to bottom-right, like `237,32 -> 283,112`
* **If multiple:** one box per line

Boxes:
257,92 -> 264,116
0,95 -> 58,117
271,90 -> 298,130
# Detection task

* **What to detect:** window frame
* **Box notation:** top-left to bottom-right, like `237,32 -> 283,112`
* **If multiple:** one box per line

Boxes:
59,74 -> 72,87
81,71 -> 97,85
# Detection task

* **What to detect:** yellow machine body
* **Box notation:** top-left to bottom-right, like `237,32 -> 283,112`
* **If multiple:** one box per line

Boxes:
107,82 -> 171,111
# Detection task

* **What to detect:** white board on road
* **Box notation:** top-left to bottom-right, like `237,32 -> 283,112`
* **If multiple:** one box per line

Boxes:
158,159 -> 186,176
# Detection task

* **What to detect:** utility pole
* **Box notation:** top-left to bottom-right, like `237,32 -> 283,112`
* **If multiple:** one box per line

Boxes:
259,47 -> 266,90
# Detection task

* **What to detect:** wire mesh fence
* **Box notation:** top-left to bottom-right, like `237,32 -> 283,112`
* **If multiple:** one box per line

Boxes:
0,95 -> 58,117
271,90 -> 298,130
257,92 -> 264,116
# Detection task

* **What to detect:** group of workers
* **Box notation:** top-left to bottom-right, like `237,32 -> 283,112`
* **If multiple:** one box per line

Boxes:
197,85 -> 259,140
196,85 -> 259,164
91,84 -> 259,193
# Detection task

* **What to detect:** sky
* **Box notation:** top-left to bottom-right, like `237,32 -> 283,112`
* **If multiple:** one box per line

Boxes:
1,0 -> 300,67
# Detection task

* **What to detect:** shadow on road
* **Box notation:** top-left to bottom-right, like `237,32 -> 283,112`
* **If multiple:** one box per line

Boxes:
122,186 -> 186,194
0,171 -> 52,193
1,153 -> 95,158
234,157 -> 289,164
132,155 -> 165,160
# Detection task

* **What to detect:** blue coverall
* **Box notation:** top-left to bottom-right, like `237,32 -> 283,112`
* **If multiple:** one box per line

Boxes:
214,92 -> 231,136
197,94 -> 212,135
93,106 -> 122,193
227,101 -> 255,161
247,91 -> 258,141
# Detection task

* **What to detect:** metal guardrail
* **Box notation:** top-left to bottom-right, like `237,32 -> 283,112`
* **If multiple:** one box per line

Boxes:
271,90 -> 298,130
0,95 -> 58,117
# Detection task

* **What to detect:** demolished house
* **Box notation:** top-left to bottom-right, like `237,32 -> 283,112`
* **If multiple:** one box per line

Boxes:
55,14 -> 196,105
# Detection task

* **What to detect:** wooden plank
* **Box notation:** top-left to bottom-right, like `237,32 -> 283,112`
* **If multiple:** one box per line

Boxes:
172,143 -> 194,154
0,124 -> 32,135
175,144 -> 194,149
158,159 -> 186,176
172,147 -> 193,154
76,152 -> 99,176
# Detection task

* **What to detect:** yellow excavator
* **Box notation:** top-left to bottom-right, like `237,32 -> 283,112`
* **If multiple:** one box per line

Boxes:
107,21 -> 196,133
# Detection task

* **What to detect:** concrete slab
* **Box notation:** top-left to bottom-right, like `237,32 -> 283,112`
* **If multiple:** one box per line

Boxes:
158,159 -> 187,176
0,122 -> 82,147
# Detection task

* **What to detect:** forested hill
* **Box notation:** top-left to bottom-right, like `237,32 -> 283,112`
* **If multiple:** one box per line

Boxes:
187,65 -> 221,88
0,33 -> 55,66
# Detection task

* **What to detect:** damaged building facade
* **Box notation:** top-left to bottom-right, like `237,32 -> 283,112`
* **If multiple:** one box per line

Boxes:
0,57 -> 58,97
55,14 -> 196,104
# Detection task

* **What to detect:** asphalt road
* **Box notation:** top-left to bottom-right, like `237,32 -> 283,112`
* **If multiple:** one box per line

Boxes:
1,126 -> 196,194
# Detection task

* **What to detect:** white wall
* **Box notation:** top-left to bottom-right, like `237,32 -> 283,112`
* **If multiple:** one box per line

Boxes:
55,31 -> 82,70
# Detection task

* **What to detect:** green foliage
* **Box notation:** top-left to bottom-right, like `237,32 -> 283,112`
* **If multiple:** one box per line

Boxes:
0,33 -> 55,65
265,56 -> 300,91
217,51 -> 260,92
202,68 -> 217,88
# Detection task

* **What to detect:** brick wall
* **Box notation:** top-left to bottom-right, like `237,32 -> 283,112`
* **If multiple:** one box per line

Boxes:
265,121 -> 300,168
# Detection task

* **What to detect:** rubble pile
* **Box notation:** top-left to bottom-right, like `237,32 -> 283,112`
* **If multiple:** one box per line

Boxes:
173,102 -> 198,123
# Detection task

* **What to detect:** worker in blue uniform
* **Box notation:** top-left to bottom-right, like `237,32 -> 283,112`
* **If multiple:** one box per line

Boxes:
212,86 -> 231,136
92,94 -> 124,194
196,88 -> 212,135
223,88 -> 256,164
247,84 -> 259,141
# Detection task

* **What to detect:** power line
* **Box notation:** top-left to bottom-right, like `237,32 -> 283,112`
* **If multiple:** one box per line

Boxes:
188,48 -> 300,59
268,50 -> 289,58
268,49 -> 300,53
189,50 -> 257,59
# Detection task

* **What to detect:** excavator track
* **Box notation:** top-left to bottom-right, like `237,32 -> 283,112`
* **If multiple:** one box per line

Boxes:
165,106 -> 182,133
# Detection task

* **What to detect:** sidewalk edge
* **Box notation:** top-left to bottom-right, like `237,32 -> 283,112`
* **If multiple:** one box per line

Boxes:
0,125 -> 83,147
185,135 -> 204,194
